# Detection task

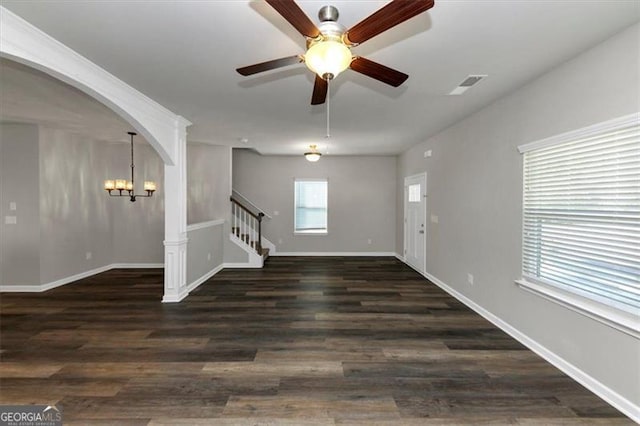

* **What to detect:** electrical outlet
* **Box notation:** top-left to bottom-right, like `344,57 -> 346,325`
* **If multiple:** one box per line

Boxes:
278,238 -> 283,245
86,252 -> 92,260
467,273 -> 474,285
274,211 -> 279,216
9,202 -> 17,211
367,239 -> 372,245
207,252 -> 211,261
430,214 -> 439,224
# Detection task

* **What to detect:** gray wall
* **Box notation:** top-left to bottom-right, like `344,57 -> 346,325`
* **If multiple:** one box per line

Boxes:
0,124 -> 169,287
233,150 -> 396,253
110,142 -> 164,264
0,126 -> 238,288
186,223 -> 224,285
39,128 -> 114,282
186,143 -> 232,286
188,143 -> 231,225
0,123 -> 40,286
397,24 -> 639,405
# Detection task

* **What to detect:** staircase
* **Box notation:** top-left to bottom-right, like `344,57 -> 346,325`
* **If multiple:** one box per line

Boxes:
230,196 -> 270,264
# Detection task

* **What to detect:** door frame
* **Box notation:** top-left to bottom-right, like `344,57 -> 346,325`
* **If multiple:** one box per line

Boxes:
403,172 -> 427,274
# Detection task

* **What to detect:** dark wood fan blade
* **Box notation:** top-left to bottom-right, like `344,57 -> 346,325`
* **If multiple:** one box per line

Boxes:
236,55 -> 302,76
344,0 -> 434,45
265,0 -> 321,38
350,57 -> 408,87
311,75 -> 328,105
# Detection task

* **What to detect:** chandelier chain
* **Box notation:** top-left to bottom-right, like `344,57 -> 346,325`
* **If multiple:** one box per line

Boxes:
130,134 -> 135,187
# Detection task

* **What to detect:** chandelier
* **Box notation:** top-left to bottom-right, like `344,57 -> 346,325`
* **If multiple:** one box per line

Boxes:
103,132 -> 156,202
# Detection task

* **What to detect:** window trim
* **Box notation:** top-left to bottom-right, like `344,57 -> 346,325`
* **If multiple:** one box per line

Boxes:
293,178 -> 328,235
516,112 -> 640,338
516,278 -> 639,339
517,113 -> 638,154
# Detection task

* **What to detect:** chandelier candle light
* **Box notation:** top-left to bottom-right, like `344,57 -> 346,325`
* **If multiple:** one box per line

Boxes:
104,132 -> 156,202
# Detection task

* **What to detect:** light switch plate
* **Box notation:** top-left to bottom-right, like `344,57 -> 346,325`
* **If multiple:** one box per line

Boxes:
5,216 -> 17,225
9,202 -> 17,211
430,214 -> 439,224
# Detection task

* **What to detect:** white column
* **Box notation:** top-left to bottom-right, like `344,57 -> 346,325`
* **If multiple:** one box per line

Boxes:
162,120 -> 189,303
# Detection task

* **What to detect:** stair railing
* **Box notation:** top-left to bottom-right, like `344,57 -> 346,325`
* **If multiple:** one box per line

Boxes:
230,196 -> 264,253
232,189 -> 272,219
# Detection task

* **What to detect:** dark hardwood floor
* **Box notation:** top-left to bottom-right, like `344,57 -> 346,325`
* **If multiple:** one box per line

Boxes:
0,257 -> 631,425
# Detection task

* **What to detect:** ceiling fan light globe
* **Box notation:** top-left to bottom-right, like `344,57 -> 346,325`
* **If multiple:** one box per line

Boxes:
305,152 -> 322,162
305,40 -> 352,79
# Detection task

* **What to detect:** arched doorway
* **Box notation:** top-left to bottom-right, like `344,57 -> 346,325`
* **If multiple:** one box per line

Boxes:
1,6 -> 190,301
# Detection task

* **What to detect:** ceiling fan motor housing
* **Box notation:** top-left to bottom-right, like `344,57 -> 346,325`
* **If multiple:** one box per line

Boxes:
318,5 -> 339,22
315,5 -> 345,40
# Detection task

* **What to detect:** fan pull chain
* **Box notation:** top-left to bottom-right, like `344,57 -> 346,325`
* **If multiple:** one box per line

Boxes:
326,78 -> 331,139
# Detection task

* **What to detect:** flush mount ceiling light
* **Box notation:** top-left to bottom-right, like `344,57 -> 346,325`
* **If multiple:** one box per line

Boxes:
304,144 -> 322,162
104,132 -> 156,202
236,1 -> 435,105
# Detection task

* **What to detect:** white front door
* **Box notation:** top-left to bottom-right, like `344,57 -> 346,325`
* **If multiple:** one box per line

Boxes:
404,173 -> 427,274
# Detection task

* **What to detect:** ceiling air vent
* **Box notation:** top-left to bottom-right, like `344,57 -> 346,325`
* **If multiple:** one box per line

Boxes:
449,75 -> 487,95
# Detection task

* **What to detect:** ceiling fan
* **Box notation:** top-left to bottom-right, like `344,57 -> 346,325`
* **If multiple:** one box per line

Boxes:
236,0 -> 435,105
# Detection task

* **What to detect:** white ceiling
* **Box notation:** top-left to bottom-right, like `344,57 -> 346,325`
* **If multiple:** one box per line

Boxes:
1,1 -> 639,155
0,59 -> 132,143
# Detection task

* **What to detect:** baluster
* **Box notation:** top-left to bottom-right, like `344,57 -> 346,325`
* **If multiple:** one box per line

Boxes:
243,210 -> 247,244
252,217 -> 256,250
258,214 -> 263,252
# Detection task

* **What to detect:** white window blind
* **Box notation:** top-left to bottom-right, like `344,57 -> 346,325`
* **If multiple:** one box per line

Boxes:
295,180 -> 328,233
521,115 -> 640,314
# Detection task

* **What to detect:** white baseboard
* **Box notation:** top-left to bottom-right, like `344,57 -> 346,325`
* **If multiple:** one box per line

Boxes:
0,264 -> 113,292
162,289 -> 188,303
0,263 -> 163,293
420,269 -> 640,423
394,253 -> 405,262
0,285 -> 44,292
110,263 -> 164,269
162,263 -> 226,303
187,263 -> 224,293
223,262 -> 262,269
271,252 -> 397,257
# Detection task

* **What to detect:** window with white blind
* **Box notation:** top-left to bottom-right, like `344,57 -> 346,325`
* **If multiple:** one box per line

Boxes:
517,113 -> 639,336
294,179 -> 328,233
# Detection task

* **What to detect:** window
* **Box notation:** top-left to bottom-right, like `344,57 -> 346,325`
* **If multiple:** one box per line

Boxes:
294,179 -> 328,233
518,113 -> 639,335
408,184 -> 421,203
